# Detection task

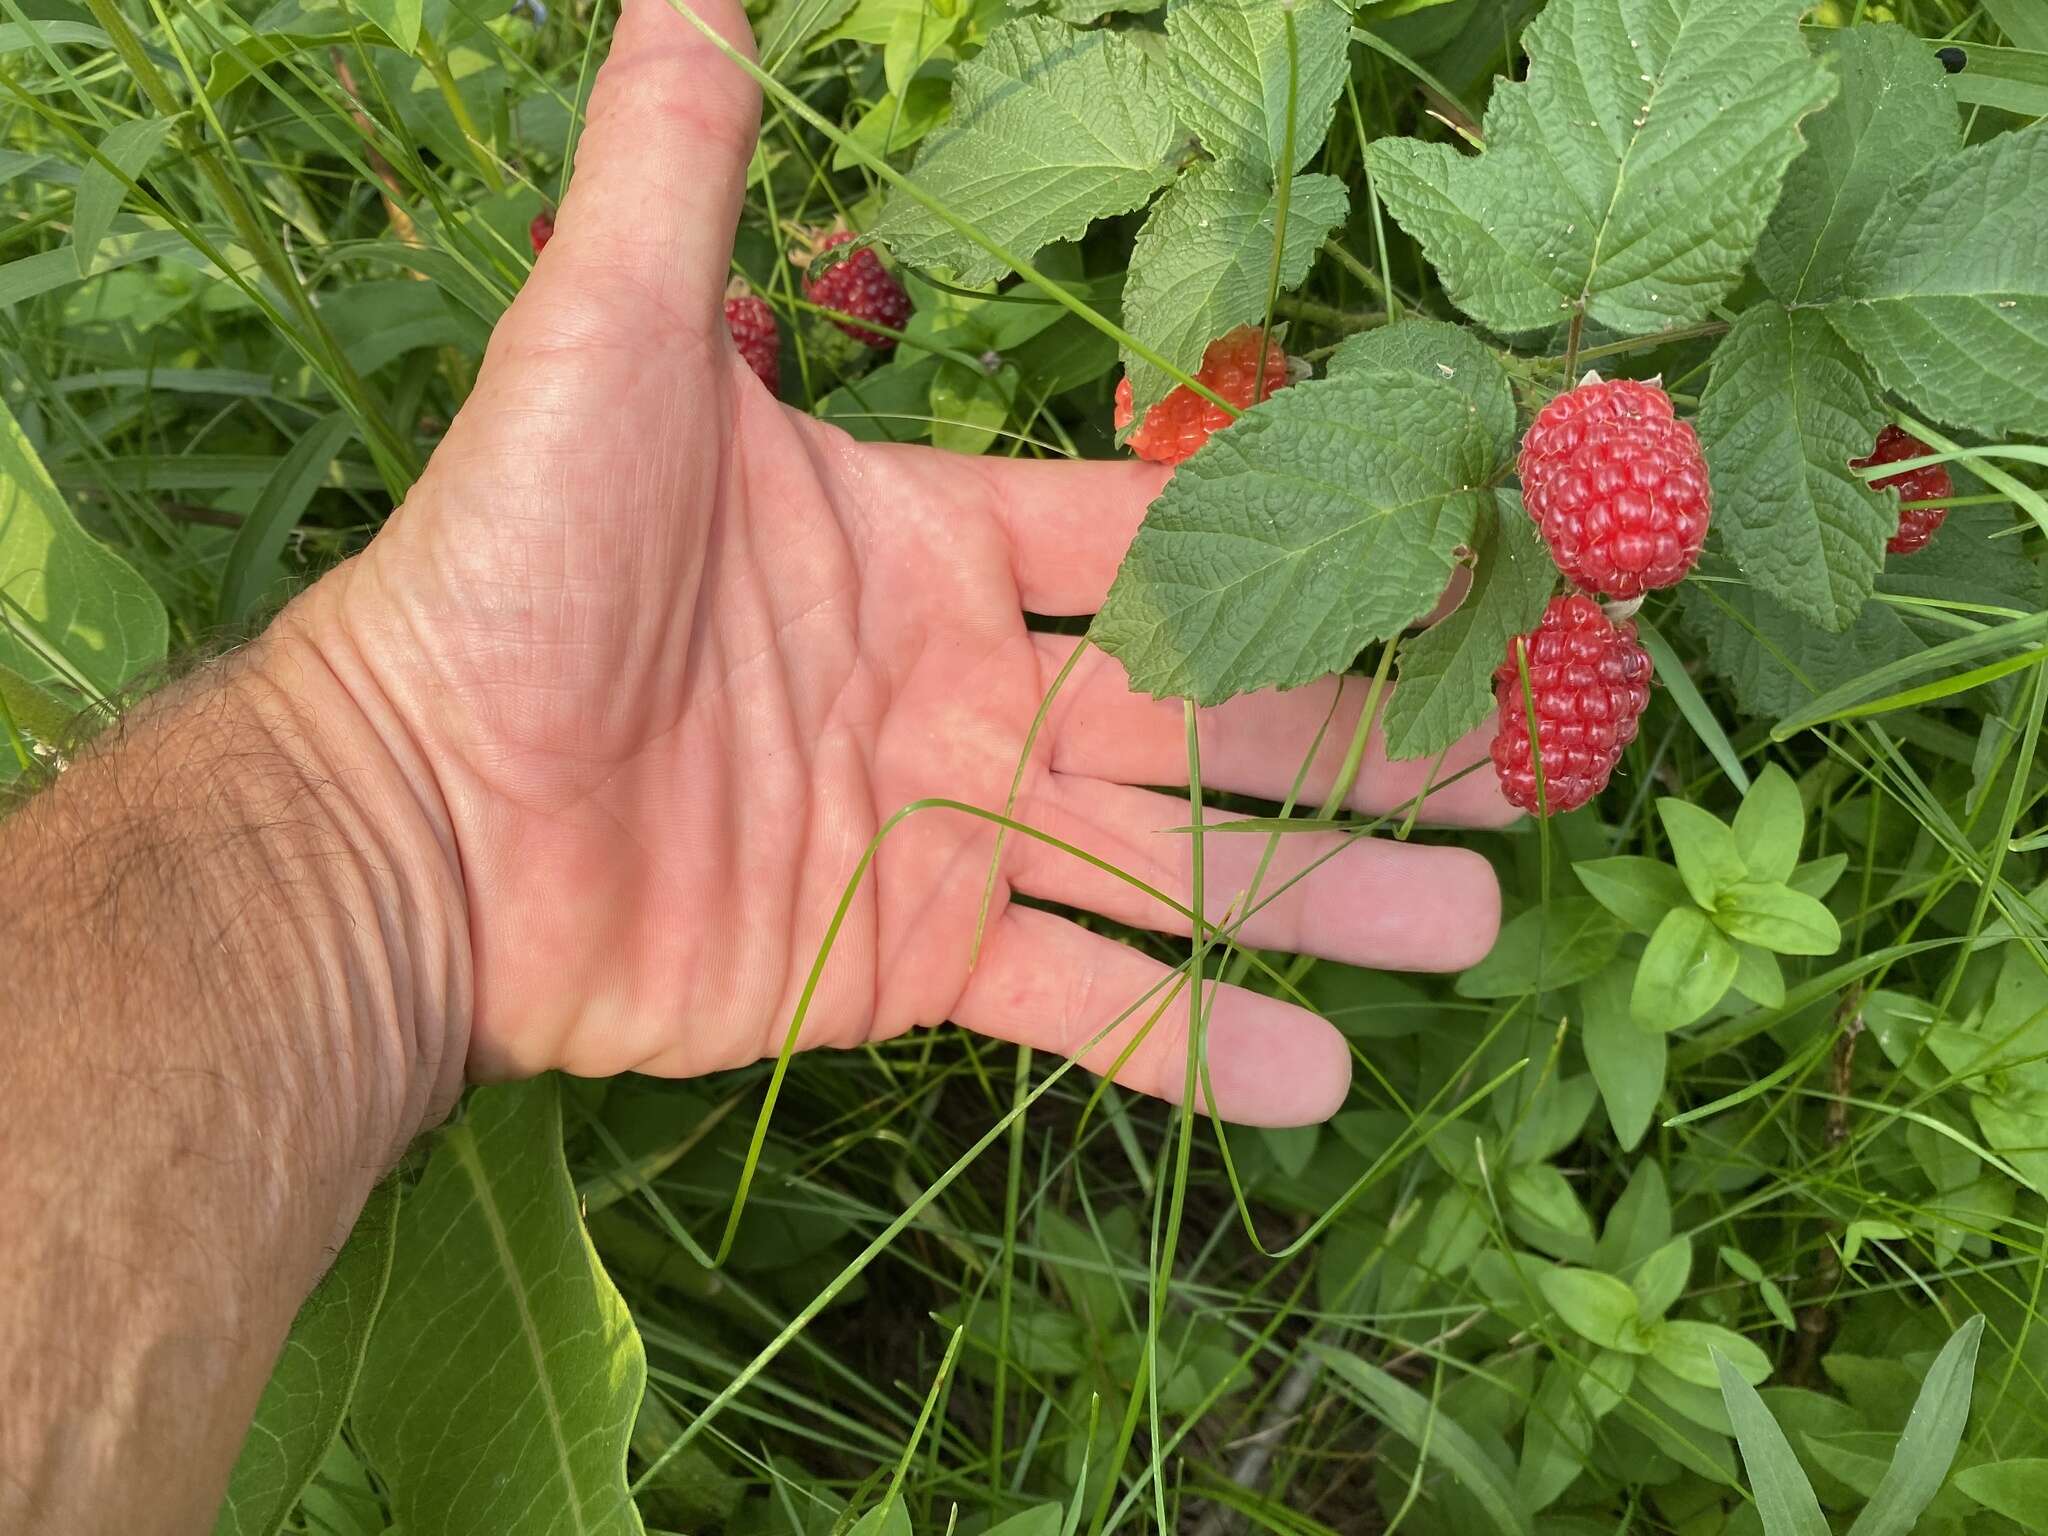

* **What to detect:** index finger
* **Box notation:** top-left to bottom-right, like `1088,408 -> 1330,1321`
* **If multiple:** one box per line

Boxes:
974,455 -> 1169,614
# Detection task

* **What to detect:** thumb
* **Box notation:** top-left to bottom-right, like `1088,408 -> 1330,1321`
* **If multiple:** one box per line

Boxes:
528,0 -> 761,335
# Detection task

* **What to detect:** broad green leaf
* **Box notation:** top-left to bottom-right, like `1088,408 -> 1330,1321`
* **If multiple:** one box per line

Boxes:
1597,1159 -> 1672,1272
1652,1320 -> 1770,1389
1955,1458 -> 2048,1524
1518,1359 -> 1595,1511
1829,121 -> 2048,437
848,1497 -> 912,1536
1324,317 -> 1519,455
0,659 -> 71,745
1788,854 -> 1848,900
1574,856 -> 1692,936
219,412 -> 358,626
1730,942 -> 1787,1008
1539,1267 -> 1645,1353
1658,800 -> 1748,908
1629,1238 -> 1692,1322
1090,365 -> 1499,704
929,359 -> 1014,456
1713,882 -> 1842,957
354,1079 -> 645,1535
1733,765 -> 1804,884
1984,0 -> 2048,49
1383,492 -> 1556,761
1695,306 -> 1894,632
1456,898 -> 1625,999
1843,1315 -> 1983,1536
0,228 -> 192,313
1580,961 -> 1664,1151
1370,0 -> 1833,334
214,1181 -> 398,1536
1118,167 -> 1349,416
833,79 -> 954,170
0,393 -> 167,703
1639,1359 -> 1735,1436
818,354 -> 944,443
981,1505 -> 1065,1536
876,19 -> 1178,287
351,0 -> 422,52
1313,1347 -> 1536,1536
1754,25 -> 1959,304
1633,907 -> 1737,1030
883,4 -> 955,98
1166,0 -> 1351,177
74,118 -> 178,277
1718,1353 -> 1829,1536
1507,1164 -> 1597,1259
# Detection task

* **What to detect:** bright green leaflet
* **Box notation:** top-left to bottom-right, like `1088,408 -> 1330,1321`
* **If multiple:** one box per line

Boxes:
1718,1351 -> 1829,1536
1581,962 -> 1665,1151
1842,1315 -> 1983,1536
1165,0 -> 1350,177
73,117 -> 177,276
354,1079 -> 646,1536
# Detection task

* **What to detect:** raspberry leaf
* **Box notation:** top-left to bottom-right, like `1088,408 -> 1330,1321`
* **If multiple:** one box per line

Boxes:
1325,317 -> 1518,459
1166,0 -> 1351,179
1695,306 -> 1894,633
1827,120 -> 2048,437
1370,0 -> 1834,335
1119,168 -> 1349,417
1382,491 -> 1555,762
875,19 -> 1178,288
1090,365 -> 1504,705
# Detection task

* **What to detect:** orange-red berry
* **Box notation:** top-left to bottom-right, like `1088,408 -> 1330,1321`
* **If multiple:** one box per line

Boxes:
1113,326 -> 1294,466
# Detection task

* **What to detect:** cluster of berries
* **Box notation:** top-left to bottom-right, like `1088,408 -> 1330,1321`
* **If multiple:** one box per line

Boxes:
1116,347 -> 1952,817
529,211 -> 912,399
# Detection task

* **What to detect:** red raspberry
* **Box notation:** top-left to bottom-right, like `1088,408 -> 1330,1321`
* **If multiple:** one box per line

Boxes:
1113,326 -> 1293,466
800,230 -> 909,349
1852,425 -> 1952,556
1491,594 -> 1652,816
1518,377 -> 1711,598
530,207 -> 554,255
723,290 -> 780,395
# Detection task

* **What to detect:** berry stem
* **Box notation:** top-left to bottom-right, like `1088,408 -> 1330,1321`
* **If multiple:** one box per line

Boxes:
1560,301 -> 1585,382
1557,319 -> 1730,368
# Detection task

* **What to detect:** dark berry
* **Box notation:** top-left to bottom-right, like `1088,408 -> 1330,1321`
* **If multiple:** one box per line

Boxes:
1112,326 -> 1295,466
723,291 -> 781,395
530,208 -> 554,255
800,230 -> 910,349
1491,594 -> 1653,815
1852,424 -> 1952,555
1936,46 -> 1966,73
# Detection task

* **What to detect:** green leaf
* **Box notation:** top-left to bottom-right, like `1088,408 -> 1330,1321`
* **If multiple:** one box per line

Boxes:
0,391 -> 167,703
1730,941 -> 1786,1008
1629,1238 -> 1693,1322
1652,1320 -> 1770,1389
1754,25 -> 1960,304
1733,765 -> 1804,884
1828,121 -> 2048,437
1540,1267 -> 1645,1353
1324,317 -> 1519,455
1383,491 -> 1556,762
1717,1353 -> 1830,1536
1166,0 -> 1351,177
929,359 -> 1013,456
1118,167 -> 1349,416
1658,800 -> 1748,908
1455,898 -> 1625,999
876,19 -> 1178,287
354,1079 -> 645,1535
1369,0 -> 1833,334
1842,1315 -> 1983,1536
1695,306 -> 1894,632
1633,907 -> 1738,1031
834,78 -> 954,171
1089,365 -> 1500,705
73,117 -> 177,278
1713,882 -> 1842,957
214,1181 -> 398,1536
1955,1458 -> 2048,1524
219,411 -> 358,626
351,0 -> 422,52
1575,856 -> 1693,936
1517,1359 -> 1595,1511
982,1505 -> 1066,1536
1581,962 -> 1665,1151
1788,854 -> 1848,900
0,20 -> 111,50
1313,1347 -> 1536,1536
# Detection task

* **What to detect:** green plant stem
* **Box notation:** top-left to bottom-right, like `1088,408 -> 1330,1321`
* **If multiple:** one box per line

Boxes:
418,34 -> 507,192
1254,7 -> 1299,403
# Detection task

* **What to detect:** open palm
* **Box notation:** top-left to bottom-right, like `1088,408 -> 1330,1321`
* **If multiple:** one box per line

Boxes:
296,0 -> 1508,1125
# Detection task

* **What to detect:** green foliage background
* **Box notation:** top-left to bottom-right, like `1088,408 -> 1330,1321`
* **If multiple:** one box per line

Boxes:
5,0 -> 2048,1531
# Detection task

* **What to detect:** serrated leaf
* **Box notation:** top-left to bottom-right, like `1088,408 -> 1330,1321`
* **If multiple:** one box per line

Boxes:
1119,167 -> 1348,415
1325,317 -> 1519,456
1754,25 -> 1960,304
1089,365 -> 1498,704
876,18 -> 1178,287
1718,1353 -> 1830,1536
1632,906 -> 1738,1031
0,392 -> 166,703
1575,855 -> 1692,935
1166,0 -> 1350,177
1314,1347 -> 1536,1536
1370,0 -> 1834,334
214,1181 -> 398,1536
74,117 -> 177,278
1695,306 -> 1894,632
1843,1315 -> 1983,1536
1828,121 -> 2048,437
1383,491 -> 1556,761
354,1079 -> 645,1535
1581,962 -> 1664,1151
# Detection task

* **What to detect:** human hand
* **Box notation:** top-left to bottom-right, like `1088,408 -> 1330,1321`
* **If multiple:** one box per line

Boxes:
275,0 -> 1509,1128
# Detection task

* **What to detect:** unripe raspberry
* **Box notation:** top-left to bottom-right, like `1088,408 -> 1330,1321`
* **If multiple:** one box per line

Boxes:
1113,326 -> 1294,466
1491,594 -> 1652,815
530,207 -> 554,255
1852,425 -> 1952,556
723,288 -> 780,395
799,230 -> 910,350
1518,377 -> 1711,597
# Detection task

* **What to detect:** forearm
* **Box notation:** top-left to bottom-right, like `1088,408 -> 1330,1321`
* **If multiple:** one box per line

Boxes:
0,620 -> 470,1532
